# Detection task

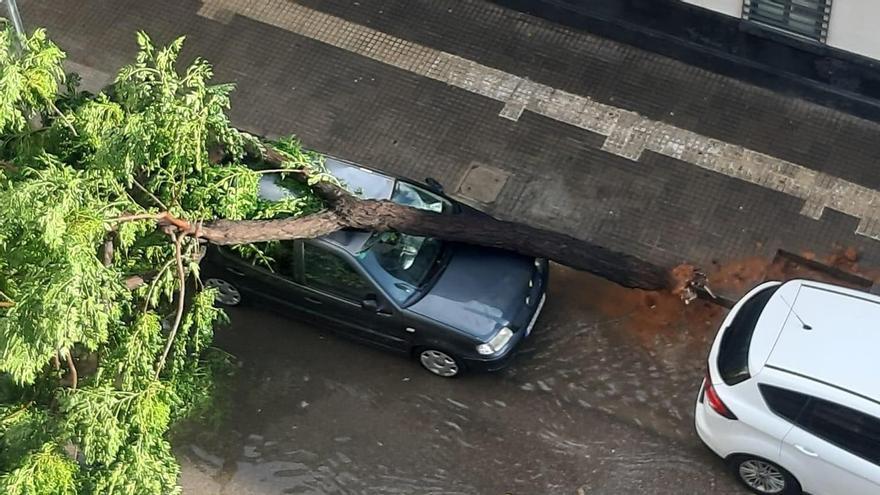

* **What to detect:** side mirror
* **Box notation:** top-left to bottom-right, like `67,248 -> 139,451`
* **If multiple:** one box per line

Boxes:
361,295 -> 380,312
424,177 -> 444,194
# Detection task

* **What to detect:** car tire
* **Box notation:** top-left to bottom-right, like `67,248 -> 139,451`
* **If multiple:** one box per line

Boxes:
416,348 -> 464,378
728,455 -> 802,495
203,278 -> 243,307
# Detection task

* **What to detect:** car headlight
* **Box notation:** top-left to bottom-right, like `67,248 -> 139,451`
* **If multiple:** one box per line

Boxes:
476,327 -> 514,355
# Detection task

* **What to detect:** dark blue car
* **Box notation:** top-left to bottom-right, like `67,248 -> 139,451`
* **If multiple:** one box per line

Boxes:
202,157 -> 548,377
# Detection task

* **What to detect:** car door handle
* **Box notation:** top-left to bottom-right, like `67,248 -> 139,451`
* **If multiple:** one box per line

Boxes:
304,297 -> 323,305
225,267 -> 246,276
794,444 -> 819,458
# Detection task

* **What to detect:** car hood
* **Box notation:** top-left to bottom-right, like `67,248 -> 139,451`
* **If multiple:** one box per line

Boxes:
407,245 -> 534,340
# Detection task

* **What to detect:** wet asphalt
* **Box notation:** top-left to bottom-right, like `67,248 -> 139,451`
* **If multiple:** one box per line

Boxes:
176,266 -> 748,494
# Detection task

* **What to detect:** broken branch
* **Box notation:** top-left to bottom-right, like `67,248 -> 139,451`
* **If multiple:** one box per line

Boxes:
64,350 -> 78,390
132,178 -> 168,211
154,231 -> 187,379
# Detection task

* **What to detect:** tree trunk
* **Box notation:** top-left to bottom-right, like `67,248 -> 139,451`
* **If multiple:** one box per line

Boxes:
200,197 -> 670,291
183,145 -> 675,291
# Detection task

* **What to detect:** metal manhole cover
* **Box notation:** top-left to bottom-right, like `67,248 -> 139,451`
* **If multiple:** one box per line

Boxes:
455,162 -> 510,204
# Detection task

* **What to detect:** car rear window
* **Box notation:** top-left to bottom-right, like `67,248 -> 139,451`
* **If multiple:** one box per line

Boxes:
718,285 -> 780,385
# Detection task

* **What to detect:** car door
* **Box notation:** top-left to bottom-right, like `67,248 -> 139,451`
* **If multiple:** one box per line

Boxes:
210,242 -> 301,308
293,241 -> 410,352
779,397 -> 880,495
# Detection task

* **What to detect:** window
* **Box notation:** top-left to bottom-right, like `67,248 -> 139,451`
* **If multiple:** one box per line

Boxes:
356,233 -> 445,305
718,285 -> 780,385
303,244 -> 374,302
799,399 -> 880,467
743,0 -> 832,42
390,181 -> 450,213
233,241 -> 296,278
759,384 -> 810,422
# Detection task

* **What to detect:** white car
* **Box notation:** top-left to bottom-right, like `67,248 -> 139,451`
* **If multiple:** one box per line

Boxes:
695,279 -> 880,495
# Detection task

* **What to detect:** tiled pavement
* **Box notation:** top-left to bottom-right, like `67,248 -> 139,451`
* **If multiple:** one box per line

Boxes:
21,0 -> 880,291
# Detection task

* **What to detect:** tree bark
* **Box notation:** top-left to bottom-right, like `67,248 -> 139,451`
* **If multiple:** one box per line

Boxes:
200,210 -> 343,246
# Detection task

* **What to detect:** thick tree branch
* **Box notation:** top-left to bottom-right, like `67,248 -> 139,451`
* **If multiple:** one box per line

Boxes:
214,146 -> 671,288
154,232 -> 187,379
199,199 -> 669,290
199,210 -> 343,245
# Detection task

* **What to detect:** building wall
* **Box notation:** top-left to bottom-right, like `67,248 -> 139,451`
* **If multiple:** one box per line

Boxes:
681,0 -> 741,17
827,0 -> 880,61
682,0 -> 880,62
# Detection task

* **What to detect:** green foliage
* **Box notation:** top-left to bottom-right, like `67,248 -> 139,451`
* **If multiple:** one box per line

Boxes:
0,22 -> 65,133
0,443 -> 78,495
0,25 -> 317,493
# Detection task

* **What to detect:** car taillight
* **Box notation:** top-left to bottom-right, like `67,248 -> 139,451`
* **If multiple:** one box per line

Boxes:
704,371 -> 737,420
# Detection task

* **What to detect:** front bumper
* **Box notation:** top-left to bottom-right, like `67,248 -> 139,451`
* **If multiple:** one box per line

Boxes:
463,346 -> 521,372
464,292 -> 547,373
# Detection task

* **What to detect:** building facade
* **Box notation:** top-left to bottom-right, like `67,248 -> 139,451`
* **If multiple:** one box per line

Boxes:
494,0 -> 880,121
686,0 -> 880,61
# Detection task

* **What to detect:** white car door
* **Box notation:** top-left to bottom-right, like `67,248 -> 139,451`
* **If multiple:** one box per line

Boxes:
779,399 -> 880,495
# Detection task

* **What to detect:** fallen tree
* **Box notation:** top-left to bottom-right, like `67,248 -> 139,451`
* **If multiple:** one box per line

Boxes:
162,145 -> 672,291
0,25 -> 676,494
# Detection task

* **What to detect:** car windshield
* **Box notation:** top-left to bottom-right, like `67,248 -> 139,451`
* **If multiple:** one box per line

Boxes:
390,181 -> 450,213
356,233 -> 444,305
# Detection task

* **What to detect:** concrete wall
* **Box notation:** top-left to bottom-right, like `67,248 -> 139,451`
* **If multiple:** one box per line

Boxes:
827,0 -> 880,61
680,0 -> 741,17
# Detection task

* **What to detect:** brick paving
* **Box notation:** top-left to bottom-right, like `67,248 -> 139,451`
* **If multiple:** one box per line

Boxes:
20,0 -> 880,293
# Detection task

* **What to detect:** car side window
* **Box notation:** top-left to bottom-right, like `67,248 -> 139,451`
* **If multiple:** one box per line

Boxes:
303,243 -> 374,302
799,398 -> 880,467
230,241 -> 296,278
759,384 -> 810,422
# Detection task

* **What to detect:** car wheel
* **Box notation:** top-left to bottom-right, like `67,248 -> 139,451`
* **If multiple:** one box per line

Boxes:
203,278 -> 242,306
417,348 -> 463,378
729,455 -> 802,495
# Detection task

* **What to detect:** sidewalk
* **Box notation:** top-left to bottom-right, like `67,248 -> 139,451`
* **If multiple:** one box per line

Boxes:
22,0 -> 880,295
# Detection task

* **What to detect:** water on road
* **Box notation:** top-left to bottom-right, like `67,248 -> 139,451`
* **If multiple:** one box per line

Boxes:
176,266 -> 746,494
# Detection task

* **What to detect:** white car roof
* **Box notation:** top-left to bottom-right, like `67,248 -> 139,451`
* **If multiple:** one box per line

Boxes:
755,279 -> 880,404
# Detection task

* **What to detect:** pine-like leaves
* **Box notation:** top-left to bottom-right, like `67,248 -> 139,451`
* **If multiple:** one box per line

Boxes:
0,24 -> 310,494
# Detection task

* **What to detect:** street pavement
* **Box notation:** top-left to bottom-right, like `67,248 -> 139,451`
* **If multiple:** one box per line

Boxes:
21,0 -> 880,291
175,266 -> 746,494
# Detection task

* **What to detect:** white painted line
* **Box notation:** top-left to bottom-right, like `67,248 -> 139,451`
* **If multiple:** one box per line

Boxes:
198,0 -> 880,241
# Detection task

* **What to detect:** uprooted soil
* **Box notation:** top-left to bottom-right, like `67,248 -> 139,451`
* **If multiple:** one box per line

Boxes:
552,246 -> 875,350
706,246 -> 874,294
551,265 -> 725,350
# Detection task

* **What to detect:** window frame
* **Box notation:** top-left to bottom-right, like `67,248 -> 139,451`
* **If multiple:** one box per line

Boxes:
299,240 -> 382,305
219,242 -> 298,280
742,0 -> 832,43
758,384 -> 811,423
